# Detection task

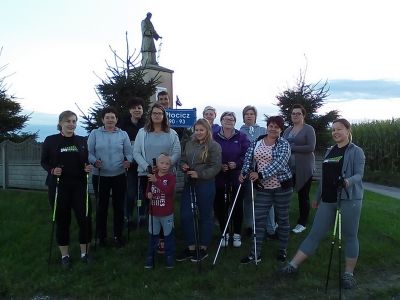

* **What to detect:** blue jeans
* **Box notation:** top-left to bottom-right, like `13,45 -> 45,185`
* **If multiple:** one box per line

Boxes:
180,179 -> 215,247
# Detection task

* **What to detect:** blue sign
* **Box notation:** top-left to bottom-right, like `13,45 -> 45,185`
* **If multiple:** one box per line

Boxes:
166,108 -> 197,128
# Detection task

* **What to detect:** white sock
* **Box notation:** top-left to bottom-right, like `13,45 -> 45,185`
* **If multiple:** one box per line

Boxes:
344,271 -> 353,276
81,253 -> 87,258
62,255 -> 69,259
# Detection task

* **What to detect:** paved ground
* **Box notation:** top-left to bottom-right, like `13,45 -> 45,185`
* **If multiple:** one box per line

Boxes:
364,182 -> 400,199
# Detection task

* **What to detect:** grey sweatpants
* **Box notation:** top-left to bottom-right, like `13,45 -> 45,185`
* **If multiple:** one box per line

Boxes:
299,200 -> 362,258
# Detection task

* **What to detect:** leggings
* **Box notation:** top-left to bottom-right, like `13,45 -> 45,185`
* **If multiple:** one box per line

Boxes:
299,200 -> 362,258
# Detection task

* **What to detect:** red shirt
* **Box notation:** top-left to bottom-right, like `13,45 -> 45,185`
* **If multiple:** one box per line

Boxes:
146,172 -> 176,217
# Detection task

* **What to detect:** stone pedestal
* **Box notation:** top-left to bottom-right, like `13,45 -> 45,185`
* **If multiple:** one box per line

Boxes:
141,64 -> 174,106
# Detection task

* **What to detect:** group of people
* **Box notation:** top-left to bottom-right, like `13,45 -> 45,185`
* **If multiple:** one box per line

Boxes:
41,92 -> 365,289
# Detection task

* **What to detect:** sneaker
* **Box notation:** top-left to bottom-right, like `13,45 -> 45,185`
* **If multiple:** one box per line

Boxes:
240,254 -> 261,264
342,272 -> 357,289
280,262 -> 298,275
114,236 -> 126,248
176,248 -> 195,262
80,253 -> 92,264
166,256 -> 175,269
277,249 -> 287,262
292,224 -> 306,234
61,255 -> 71,269
220,234 -> 230,247
190,249 -> 209,262
144,256 -> 154,269
233,234 -> 242,247
157,239 -> 165,254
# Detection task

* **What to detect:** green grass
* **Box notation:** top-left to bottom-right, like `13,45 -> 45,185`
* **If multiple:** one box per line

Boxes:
0,187 -> 399,299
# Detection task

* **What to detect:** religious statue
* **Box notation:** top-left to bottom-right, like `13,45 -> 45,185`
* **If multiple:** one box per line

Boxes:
141,12 -> 161,66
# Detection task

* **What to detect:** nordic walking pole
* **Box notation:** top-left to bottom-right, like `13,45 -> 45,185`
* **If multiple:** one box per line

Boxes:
212,183 -> 242,267
325,209 -> 339,293
94,159 -> 101,249
48,176 -> 60,268
338,208 -> 342,300
85,172 -> 90,259
124,157 -> 130,242
250,179 -> 258,266
189,177 -> 201,272
147,159 -> 157,269
136,176 -> 142,231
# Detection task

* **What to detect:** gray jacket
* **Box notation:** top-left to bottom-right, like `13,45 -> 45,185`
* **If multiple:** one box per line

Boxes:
181,139 -> 222,181
283,124 -> 316,191
240,124 -> 267,142
316,142 -> 365,203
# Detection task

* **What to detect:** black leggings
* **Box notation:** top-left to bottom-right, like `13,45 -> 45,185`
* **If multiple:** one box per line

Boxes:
48,179 -> 92,246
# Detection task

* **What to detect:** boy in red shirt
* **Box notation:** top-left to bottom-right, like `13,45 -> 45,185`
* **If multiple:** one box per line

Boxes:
145,153 -> 176,268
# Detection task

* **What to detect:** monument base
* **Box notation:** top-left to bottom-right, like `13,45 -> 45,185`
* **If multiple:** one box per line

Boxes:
140,64 -> 174,106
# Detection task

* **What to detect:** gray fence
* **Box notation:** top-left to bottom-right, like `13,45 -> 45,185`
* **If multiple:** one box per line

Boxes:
0,139 -> 322,191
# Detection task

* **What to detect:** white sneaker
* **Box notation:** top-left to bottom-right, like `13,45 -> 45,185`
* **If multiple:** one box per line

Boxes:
220,234 -> 229,247
292,224 -> 306,234
233,234 -> 242,247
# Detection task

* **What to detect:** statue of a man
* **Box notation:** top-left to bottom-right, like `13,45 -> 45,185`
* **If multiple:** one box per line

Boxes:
141,12 -> 161,66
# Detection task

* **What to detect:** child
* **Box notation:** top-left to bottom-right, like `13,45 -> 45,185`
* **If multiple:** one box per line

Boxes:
145,153 -> 176,269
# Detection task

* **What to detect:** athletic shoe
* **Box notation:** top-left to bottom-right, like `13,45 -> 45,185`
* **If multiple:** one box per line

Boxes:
190,249 -> 208,262
176,248 -> 195,262
277,249 -> 287,262
280,262 -> 298,275
114,236 -> 126,248
144,256 -> 154,269
157,239 -> 165,254
342,272 -> 357,289
233,234 -> 242,247
166,256 -> 175,269
61,255 -> 71,269
80,253 -> 92,264
240,254 -> 261,264
220,234 -> 229,247
292,224 -> 306,234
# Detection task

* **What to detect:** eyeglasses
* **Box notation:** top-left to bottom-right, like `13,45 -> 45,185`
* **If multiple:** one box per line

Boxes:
222,118 -> 235,122
291,112 -> 302,116
151,112 -> 164,116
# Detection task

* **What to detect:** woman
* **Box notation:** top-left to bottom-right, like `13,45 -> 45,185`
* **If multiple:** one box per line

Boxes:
133,103 -> 181,253
119,97 -> 146,226
283,104 -> 316,234
239,116 -> 293,264
41,110 -> 92,267
203,106 -> 220,134
240,105 -> 277,239
213,112 -> 250,248
176,119 -> 222,262
281,119 -> 365,290
87,106 -> 133,248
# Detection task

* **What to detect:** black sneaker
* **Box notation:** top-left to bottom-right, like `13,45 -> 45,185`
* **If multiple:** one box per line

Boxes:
114,236 -> 126,248
279,262 -> 298,275
240,254 -> 261,264
144,256 -> 154,269
61,255 -> 71,269
342,273 -> 357,289
190,249 -> 208,262
80,253 -> 92,264
176,248 -> 195,262
277,249 -> 287,262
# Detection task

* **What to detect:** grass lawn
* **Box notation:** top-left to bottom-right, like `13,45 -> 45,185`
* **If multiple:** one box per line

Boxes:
0,186 -> 399,299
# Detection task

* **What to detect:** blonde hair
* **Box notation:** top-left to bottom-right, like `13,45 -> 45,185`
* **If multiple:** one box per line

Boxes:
193,118 -> 213,163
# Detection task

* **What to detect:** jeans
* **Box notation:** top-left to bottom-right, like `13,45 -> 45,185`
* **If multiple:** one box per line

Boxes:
180,179 -> 215,247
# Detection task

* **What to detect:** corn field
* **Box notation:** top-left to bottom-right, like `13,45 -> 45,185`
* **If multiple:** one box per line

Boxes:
352,118 -> 400,185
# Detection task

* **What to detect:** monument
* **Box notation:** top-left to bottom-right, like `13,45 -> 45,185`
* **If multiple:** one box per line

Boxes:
140,12 -> 174,105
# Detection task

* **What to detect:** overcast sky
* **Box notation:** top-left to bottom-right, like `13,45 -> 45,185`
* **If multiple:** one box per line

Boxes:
1,0 -> 399,135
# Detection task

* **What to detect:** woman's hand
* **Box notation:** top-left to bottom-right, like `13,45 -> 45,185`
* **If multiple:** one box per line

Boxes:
182,163 -> 190,172
52,167 -> 62,176
238,173 -> 246,183
248,171 -> 259,182
187,170 -> 198,178
123,160 -> 131,169
228,161 -> 236,170
222,164 -> 229,172
84,164 -> 93,173
95,160 -> 102,168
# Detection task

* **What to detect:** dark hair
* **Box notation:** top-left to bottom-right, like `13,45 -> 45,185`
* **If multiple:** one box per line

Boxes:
291,104 -> 306,117
267,116 -> 285,131
144,103 -> 170,132
242,105 -> 257,122
128,97 -> 144,109
57,110 -> 77,131
101,106 -> 118,119
157,91 -> 169,99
